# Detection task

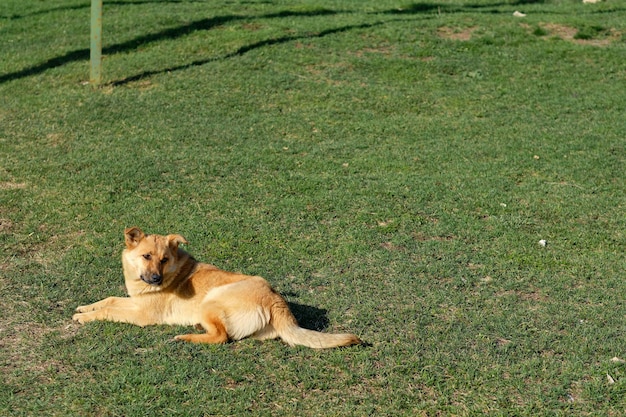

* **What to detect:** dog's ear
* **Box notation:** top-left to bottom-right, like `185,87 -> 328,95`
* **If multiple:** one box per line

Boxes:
124,227 -> 145,248
167,234 -> 188,251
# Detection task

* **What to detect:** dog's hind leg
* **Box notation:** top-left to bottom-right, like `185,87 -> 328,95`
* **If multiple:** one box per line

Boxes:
174,312 -> 229,344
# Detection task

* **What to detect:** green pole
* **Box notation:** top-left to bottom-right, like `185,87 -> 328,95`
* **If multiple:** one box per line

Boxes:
90,0 -> 102,85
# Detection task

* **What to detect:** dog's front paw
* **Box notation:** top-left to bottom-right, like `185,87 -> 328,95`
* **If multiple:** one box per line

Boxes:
72,313 -> 92,324
75,304 -> 98,313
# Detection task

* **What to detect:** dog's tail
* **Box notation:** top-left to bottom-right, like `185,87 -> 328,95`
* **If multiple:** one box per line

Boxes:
270,298 -> 362,349
280,326 -> 362,349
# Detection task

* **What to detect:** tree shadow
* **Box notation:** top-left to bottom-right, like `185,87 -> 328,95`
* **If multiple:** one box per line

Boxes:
383,0 -> 546,14
1,1 -> 210,20
0,49 -> 89,84
0,8 -> 340,85
110,20 -> 382,86
288,301 -> 330,332
0,0 -> 556,85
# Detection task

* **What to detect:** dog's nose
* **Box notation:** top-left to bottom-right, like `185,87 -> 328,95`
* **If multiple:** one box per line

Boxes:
150,273 -> 162,285
140,273 -> 163,285
141,273 -> 162,285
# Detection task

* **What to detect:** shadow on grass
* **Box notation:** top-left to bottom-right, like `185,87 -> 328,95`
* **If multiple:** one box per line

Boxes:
0,0 -> 557,85
110,20 -> 383,86
0,1 -> 210,20
380,0 -> 551,17
384,0 -> 546,14
0,8 -> 339,84
288,301 -> 330,332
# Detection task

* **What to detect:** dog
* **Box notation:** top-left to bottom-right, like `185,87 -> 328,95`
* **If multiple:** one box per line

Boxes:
73,227 -> 362,348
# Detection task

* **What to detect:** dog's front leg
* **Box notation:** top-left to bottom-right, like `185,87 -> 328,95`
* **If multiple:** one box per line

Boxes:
73,297 -> 155,326
75,296 -> 126,313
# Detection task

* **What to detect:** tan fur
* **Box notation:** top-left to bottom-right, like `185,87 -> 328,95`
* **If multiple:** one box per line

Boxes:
73,227 -> 362,349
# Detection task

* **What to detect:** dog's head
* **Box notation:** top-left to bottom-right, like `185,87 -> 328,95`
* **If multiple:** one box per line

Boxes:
122,227 -> 188,289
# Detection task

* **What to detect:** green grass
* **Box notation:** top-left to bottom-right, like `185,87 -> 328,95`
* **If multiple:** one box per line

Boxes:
1,0 -> 625,415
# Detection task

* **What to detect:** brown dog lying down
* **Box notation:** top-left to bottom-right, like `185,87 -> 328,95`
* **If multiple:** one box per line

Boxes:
73,227 -> 362,348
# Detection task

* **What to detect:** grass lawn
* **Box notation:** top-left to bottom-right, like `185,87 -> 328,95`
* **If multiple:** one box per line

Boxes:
1,0 -> 625,415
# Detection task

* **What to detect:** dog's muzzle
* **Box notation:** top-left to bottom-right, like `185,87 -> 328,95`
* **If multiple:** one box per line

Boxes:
141,273 -> 163,285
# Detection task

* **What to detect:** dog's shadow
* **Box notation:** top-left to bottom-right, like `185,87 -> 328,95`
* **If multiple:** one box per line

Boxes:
287,301 -> 330,332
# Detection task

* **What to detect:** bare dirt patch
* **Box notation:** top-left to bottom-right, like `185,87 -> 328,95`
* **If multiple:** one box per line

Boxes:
0,181 -> 26,190
0,268 -> 80,383
1,228 -> 86,382
351,45 -> 395,58
527,23 -> 622,47
1,319 -> 81,384
29,229 -> 86,269
0,218 -> 13,231
496,289 -> 548,302
413,232 -> 455,242
437,26 -> 478,41
380,241 -> 405,251
241,22 -> 263,31
542,23 -> 578,41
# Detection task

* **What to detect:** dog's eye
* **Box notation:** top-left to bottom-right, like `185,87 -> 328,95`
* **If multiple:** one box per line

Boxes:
160,258 -> 168,264
143,254 -> 151,260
